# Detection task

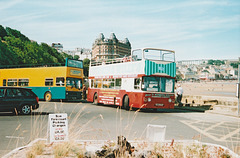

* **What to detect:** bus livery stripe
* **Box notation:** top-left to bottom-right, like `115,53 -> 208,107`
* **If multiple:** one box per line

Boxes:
145,60 -> 176,77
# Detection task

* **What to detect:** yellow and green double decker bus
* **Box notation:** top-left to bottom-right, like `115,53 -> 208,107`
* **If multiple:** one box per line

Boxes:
0,58 -> 84,101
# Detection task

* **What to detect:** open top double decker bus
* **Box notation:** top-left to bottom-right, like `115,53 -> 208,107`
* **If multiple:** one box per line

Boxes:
87,48 -> 176,110
0,58 -> 84,101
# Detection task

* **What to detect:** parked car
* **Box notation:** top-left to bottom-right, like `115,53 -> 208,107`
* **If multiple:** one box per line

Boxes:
0,87 -> 39,115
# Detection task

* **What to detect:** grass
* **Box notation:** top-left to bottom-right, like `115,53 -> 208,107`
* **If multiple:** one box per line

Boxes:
20,139 -> 234,158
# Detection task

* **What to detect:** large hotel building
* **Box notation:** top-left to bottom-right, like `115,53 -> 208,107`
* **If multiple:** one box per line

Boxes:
92,33 -> 131,61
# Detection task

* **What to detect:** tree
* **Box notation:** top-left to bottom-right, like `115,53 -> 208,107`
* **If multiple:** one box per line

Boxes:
74,55 -> 80,60
0,25 -> 7,39
176,74 -> 183,81
6,27 -> 30,42
83,58 -> 90,77
61,52 -> 73,59
207,59 -> 225,66
0,40 -> 19,65
0,26 -> 75,67
202,70 -> 209,73
230,62 -> 240,69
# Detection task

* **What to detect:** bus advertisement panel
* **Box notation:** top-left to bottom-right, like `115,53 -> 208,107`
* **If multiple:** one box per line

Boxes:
87,48 -> 176,110
0,58 -> 84,101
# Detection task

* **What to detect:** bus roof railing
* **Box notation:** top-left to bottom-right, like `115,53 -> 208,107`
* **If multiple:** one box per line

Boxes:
91,48 -> 175,66
91,57 -> 132,66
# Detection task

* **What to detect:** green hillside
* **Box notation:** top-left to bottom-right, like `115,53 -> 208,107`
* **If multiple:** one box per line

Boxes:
0,25 -> 71,67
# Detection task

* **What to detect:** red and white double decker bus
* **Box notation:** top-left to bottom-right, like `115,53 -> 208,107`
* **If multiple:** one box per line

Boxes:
87,48 -> 176,110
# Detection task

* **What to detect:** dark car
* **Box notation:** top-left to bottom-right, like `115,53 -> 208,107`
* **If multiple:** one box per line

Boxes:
0,87 -> 39,115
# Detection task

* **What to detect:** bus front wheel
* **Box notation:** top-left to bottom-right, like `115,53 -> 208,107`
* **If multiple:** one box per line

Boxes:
93,93 -> 98,105
123,95 -> 130,110
45,92 -> 52,102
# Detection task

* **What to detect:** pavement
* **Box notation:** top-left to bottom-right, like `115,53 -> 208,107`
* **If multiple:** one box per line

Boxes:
175,104 -> 240,118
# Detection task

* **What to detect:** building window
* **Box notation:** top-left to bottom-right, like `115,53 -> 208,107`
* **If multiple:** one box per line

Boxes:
18,79 -> 29,86
45,78 -> 53,86
7,79 -> 17,86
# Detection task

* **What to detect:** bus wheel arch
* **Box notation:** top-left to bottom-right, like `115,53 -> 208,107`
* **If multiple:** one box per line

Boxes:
93,93 -> 98,105
44,91 -> 52,102
123,95 -> 130,110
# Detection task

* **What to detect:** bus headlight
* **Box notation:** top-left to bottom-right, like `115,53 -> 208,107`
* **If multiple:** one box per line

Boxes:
148,98 -> 151,102
168,98 -> 172,103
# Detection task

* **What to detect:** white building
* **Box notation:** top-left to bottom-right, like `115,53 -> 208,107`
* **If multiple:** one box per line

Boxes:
65,48 -> 92,60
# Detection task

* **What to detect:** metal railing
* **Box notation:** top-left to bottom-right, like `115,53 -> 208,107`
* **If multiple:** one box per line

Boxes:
91,56 -> 132,66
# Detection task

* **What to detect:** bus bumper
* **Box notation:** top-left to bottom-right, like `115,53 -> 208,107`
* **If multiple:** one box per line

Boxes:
66,91 -> 82,100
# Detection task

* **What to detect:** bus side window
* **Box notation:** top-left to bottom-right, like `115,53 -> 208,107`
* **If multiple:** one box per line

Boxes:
134,78 -> 141,89
45,78 -> 53,86
115,78 -> 121,89
93,80 -> 97,88
3,79 -> 6,86
109,79 -> 114,89
18,79 -> 29,86
91,79 -> 94,88
97,79 -> 102,88
0,88 -> 5,97
56,77 -> 65,86
7,79 -> 17,86
103,79 -> 108,88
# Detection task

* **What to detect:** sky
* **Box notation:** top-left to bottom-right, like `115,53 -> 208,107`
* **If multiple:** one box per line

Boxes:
0,0 -> 240,60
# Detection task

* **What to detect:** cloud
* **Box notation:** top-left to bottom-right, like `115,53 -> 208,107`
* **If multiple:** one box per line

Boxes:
148,0 -> 231,13
0,12 -> 49,24
0,0 -> 24,10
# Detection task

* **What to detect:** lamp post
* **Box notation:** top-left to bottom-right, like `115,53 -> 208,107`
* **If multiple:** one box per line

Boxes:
237,64 -> 240,116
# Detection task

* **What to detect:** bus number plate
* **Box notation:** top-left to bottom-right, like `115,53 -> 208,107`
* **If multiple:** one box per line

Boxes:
155,103 -> 164,106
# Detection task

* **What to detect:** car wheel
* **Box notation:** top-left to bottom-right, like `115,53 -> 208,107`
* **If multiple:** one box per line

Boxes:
21,105 -> 32,115
45,92 -> 52,102
123,95 -> 130,110
93,93 -> 98,105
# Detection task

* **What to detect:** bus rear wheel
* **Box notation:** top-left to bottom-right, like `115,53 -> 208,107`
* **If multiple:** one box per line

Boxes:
93,93 -> 98,105
123,95 -> 130,110
45,92 -> 52,102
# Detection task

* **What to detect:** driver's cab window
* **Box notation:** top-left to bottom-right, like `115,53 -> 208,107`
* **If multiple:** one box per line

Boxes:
132,49 -> 142,61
